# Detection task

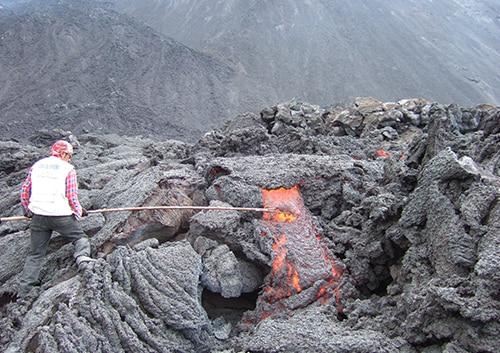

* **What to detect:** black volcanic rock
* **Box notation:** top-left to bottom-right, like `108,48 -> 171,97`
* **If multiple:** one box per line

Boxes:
0,98 -> 499,352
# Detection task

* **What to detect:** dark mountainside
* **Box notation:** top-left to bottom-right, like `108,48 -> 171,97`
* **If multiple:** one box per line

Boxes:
0,0 -> 499,143
0,0 -> 238,142
110,0 -> 500,107
1,97 -> 499,353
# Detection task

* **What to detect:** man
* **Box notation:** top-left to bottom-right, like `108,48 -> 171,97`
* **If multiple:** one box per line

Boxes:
18,140 -> 93,298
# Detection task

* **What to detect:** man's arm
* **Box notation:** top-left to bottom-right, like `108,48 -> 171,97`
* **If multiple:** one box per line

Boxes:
66,169 -> 82,218
20,167 -> 33,210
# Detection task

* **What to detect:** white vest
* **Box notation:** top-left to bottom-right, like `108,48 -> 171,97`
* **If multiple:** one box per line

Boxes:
29,156 -> 74,216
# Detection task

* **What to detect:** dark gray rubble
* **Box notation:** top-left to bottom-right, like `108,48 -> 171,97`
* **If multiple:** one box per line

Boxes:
0,97 -> 499,352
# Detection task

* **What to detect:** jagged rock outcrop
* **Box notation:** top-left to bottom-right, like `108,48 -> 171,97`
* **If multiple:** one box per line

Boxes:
0,98 -> 499,352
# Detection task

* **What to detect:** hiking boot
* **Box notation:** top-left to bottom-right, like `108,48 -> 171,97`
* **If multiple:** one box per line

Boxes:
16,288 -> 39,307
76,255 -> 95,271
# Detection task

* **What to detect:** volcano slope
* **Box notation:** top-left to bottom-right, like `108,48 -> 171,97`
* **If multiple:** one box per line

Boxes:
0,97 -> 499,353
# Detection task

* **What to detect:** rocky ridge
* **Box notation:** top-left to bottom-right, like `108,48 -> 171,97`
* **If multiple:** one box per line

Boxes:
0,97 -> 499,352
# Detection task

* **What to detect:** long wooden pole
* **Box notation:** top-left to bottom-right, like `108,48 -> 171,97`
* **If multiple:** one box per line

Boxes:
0,205 -> 275,223
0,216 -> 30,222
87,206 -> 274,214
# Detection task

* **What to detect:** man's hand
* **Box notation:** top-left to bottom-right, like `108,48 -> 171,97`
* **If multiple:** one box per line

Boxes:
22,207 -> 33,218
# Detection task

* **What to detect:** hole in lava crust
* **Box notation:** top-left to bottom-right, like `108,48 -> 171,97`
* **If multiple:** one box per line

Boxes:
202,289 -> 259,326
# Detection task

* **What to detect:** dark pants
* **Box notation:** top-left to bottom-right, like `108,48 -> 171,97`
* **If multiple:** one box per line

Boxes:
18,215 -> 90,297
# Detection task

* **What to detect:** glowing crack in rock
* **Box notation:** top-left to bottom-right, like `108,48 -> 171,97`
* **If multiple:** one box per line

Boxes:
242,184 -> 351,325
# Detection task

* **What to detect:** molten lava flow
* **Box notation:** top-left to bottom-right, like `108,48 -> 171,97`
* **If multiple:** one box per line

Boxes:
262,186 -> 301,223
375,149 -> 391,158
243,184 -> 349,325
262,233 -> 302,303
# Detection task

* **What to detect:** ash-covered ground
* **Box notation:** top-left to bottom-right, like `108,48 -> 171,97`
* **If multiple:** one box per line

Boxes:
0,97 -> 499,353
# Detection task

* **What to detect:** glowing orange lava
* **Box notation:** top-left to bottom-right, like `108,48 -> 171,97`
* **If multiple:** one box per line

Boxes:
262,185 -> 301,223
375,149 -> 391,158
243,184 -> 348,325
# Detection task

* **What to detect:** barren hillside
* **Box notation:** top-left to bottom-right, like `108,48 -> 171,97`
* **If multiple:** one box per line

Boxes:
1,0 -> 499,144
